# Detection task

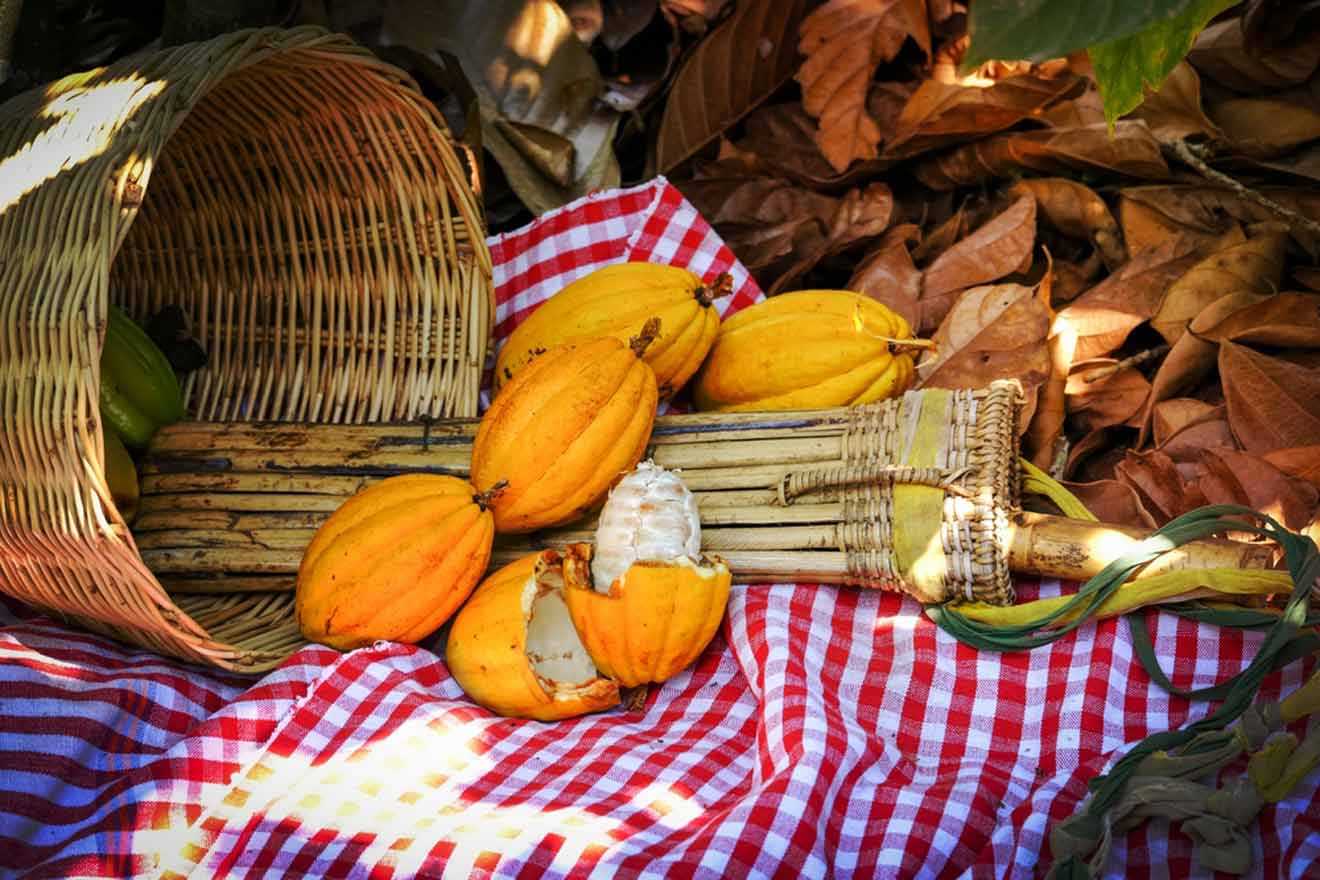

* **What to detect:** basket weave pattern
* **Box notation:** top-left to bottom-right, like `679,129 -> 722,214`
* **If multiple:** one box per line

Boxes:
0,27 -> 491,671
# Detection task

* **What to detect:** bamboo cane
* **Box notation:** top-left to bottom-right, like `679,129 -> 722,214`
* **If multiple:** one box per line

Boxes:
136,383 -> 1279,602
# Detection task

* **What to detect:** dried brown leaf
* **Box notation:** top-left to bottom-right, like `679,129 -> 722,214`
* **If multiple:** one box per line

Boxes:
734,103 -> 839,185
1117,185 -> 1320,260
1061,479 -> 1159,530
1050,254 -> 1105,305
1221,340 -> 1320,454
1139,288 -> 1274,445
882,73 -> 1083,159
1065,426 -> 1129,483
1264,446 -> 1320,490
1210,94 -> 1320,160
656,0 -> 812,172
1197,292 -> 1320,348
1065,360 -> 1150,433
1025,313 -> 1078,469
1152,398 -> 1223,448
1197,448 -> 1319,532
1159,417 -> 1237,465
1007,177 -> 1125,269
1189,17 -> 1320,92
916,282 -> 1053,428
796,0 -> 930,173
848,223 -> 922,329
768,182 -> 895,295
910,209 -> 966,264
1114,449 -> 1196,524
676,170 -> 836,274
1150,223 -> 1288,346
912,121 -> 1170,191
1128,61 -> 1221,144
920,195 -> 1037,330
1058,235 -> 1201,362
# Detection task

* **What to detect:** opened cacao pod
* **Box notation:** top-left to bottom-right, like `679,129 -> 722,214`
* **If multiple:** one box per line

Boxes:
446,550 -> 621,722
470,327 -> 660,534
495,262 -> 727,398
296,474 -> 497,651
693,289 -> 921,412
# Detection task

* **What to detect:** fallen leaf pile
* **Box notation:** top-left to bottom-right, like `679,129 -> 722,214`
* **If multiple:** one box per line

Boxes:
330,0 -> 1320,534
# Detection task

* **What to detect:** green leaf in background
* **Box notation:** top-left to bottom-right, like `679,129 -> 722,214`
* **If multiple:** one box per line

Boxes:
963,0 -> 1205,68
1089,0 -> 1242,127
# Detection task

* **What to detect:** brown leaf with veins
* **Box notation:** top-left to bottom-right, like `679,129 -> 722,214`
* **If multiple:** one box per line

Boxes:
1159,417 -> 1237,465
1057,235 -> 1201,362
1210,92 -> 1320,160
916,282 -> 1053,430
1189,17 -> 1320,92
1062,479 -> 1158,529
910,209 -> 966,263
1197,448 -> 1319,532
1007,178 -> 1125,269
1221,340 -> 1320,454
1050,253 -> 1105,305
1117,185 -> 1320,261
1065,360 -> 1150,433
920,195 -> 1036,331
1149,223 -> 1288,346
1264,446 -> 1320,490
1128,61 -> 1221,144
1139,287 -> 1276,445
1152,398 -> 1223,448
768,182 -> 895,294
676,170 -> 837,275
882,73 -> 1083,159
796,0 -> 931,173
1114,449 -> 1196,524
912,121 -> 1169,190
1197,292 -> 1320,349
848,223 -> 922,329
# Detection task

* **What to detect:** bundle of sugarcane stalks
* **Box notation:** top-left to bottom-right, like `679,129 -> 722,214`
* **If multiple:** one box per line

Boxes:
137,381 -> 1277,611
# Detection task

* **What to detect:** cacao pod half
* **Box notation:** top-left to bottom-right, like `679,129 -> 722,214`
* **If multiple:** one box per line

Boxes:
471,327 -> 660,534
494,262 -> 727,398
296,474 -> 497,651
692,289 -> 922,412
446,550 -> 621,722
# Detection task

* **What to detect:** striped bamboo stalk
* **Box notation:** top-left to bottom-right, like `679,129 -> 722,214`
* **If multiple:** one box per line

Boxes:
137,383 -> 1275,604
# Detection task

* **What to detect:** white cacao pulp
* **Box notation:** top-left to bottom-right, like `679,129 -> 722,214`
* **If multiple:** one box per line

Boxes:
591,460 -> 701,592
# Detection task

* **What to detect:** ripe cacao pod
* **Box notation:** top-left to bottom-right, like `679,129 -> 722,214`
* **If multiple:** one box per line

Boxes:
562,461 -> 730,688
470,326 -> 660,534
296,474 -> 497,651
446,550 -> 621,722
495,262 -> 728,398
692,289 -> 921,412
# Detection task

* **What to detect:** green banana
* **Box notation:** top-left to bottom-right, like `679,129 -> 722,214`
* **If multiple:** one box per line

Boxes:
99,304 -> 185,449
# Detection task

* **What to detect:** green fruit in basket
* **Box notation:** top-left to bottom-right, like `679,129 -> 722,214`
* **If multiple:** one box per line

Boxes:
99,304 -> 185,449
102,427 -> 140,525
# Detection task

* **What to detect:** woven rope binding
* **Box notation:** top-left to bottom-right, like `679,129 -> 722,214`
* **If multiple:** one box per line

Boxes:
0,27 -> 493,672
776,382 -> 1022,605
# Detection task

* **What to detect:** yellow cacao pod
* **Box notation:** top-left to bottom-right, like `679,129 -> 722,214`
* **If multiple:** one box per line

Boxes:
692,289 -> 920,412
470,328 -> 660,534
495,262 -> 727,398
296,474 -> 497,651
563,545 -> 731,689
446,550 -> 621,722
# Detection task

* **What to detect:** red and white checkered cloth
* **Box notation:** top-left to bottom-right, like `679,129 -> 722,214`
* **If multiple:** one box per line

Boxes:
3,177 -> 1319,879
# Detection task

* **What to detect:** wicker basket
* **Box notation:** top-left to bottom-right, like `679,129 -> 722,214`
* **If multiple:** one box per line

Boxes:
0,27 -> 492,672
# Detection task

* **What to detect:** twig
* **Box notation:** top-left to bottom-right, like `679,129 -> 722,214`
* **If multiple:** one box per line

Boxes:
1079,345 -> 1169,384
1168,140 -> 1320,240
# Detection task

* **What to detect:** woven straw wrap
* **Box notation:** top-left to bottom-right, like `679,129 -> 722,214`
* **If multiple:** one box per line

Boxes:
0,27 -> 492,672
773,382 -> 1022,605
